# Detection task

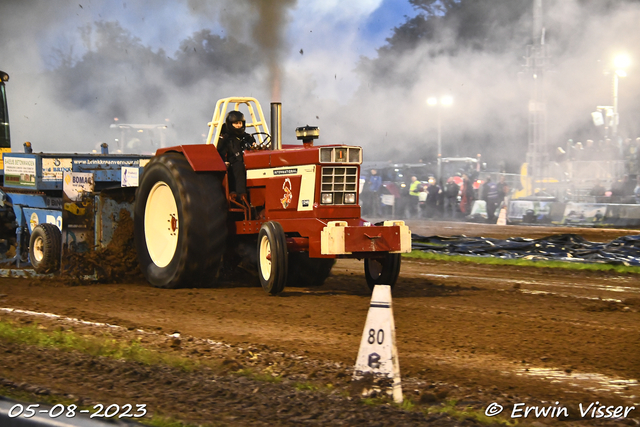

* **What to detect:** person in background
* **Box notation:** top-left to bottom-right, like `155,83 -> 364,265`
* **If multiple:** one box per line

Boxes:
443,176 -> 460,219
417,183 -> 428,217
459,174 -> 474,217
590,179 -> 606,198
424,177 -> 441,219
634,176 -> 640,204
634,137 -> 640,175
482,177 -> 500,223
368,169 -> 382,217
409,176 -> 422,218
611,174 -> 635,201
496,175 -> 509,204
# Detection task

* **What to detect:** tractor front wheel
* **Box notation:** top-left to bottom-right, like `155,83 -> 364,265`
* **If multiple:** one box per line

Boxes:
364,253 -> 401,291
257,221 -> 288,295
134,153 -> 227,288
29,223 -> 61,274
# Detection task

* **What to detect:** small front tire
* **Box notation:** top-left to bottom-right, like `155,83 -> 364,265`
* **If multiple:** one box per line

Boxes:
257,221 -> 288,295
364,253 -> 401,291
29,223 -> 62,274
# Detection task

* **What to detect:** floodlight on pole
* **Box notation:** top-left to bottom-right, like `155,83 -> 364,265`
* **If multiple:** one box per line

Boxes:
612,54 -> 630,139
614,54 -> 631,70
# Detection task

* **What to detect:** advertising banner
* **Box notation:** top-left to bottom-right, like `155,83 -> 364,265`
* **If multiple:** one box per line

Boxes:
4,156 -> 36,188
63,171 -> 95,202
562,202 -> 608,225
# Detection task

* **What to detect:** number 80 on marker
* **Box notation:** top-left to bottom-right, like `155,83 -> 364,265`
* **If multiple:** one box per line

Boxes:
367,328 -> 385,345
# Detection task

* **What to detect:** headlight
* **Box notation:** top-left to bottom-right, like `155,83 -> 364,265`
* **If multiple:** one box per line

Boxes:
344,193 -> 356,204
335,148 -> 347,162
321,193 -> 333,204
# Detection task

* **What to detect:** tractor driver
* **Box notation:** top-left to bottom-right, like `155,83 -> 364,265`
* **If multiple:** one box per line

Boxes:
217,110 -> 256,207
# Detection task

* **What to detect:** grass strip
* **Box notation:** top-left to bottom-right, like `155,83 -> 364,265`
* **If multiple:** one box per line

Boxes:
404,250 -> 640,274
0,321 -> 290,384
0,321 -> 277,427
423,399 -> 517,425
0,321 -> 195,371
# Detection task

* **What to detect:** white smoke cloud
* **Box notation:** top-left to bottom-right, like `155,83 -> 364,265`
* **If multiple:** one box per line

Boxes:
0,0 -> 395,153
1,0 -> 640,174
293,0 -> 640,169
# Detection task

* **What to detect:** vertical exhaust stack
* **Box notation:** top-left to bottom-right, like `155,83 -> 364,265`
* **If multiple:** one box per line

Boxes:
270,102 -> 282,150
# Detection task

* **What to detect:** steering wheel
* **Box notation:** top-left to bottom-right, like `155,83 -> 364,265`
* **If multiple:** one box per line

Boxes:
251,132 -> 272,150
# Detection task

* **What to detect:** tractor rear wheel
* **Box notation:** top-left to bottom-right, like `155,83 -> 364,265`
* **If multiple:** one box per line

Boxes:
364,253 -> 401,291
29,223 -> 61,274
287,252 -> 335,287
257,221 -> 288,295
134,153 -> 227,288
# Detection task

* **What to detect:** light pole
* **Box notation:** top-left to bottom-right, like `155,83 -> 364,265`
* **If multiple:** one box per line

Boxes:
612,54 -> 630,139
427,95 -> 453,182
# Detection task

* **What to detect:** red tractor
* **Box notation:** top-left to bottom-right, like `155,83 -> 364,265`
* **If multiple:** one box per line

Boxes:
134,97 -> 411,295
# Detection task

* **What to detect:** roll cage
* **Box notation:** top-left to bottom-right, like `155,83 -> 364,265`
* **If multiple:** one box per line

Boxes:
206,97 -> 271,148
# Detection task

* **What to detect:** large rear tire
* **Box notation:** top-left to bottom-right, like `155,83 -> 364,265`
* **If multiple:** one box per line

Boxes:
134,153 -> 227,288
287,252 -> 335,287
364,253 -> 401,291
257,221 -> 288,295
29,223 -> 61,274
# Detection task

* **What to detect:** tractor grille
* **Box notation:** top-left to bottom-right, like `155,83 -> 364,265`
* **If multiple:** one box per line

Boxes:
321,166 -> 358,204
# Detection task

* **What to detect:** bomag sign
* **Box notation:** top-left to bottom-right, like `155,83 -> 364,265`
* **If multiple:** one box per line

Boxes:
72,175 -> 92,184
63,171 -> 95,201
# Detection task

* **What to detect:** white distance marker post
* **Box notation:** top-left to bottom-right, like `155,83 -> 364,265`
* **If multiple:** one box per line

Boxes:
353,284 -> 402,403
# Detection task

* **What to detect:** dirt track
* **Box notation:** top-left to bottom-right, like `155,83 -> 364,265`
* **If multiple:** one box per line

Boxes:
0,220 -> 639,426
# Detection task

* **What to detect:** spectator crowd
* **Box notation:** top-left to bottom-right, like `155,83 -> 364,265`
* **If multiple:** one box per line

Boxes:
360,170 -> 511,223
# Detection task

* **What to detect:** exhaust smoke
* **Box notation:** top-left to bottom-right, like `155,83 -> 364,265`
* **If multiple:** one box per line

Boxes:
187,0 -> 296,102
251,0 -> 296,102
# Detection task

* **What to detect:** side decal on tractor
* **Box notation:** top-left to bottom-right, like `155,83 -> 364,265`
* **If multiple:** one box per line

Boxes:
281,178 -> 293,209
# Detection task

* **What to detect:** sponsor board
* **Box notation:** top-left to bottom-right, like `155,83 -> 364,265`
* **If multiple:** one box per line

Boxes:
121,167 -> 140,187
74,158 -> 145,166
42,158 -> 73,181
63,171 -> 95,201
507,200 -> 553,221
562,202 -> 608,225
4,156 -> 36,188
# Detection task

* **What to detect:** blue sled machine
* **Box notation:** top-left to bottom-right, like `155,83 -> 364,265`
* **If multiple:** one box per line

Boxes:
0,150 -> 151,275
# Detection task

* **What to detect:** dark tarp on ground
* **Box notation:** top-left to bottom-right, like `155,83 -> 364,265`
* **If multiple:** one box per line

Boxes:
411,233 -> 640,266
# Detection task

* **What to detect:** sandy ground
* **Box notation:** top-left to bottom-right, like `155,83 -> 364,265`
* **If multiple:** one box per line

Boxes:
0,220 -> 639,426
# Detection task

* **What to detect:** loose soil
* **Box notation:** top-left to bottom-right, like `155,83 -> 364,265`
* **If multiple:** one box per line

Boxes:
0,220 -> 639,426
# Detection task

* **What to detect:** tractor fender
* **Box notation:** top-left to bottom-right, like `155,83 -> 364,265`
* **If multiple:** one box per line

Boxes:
156,145 -> 227,172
